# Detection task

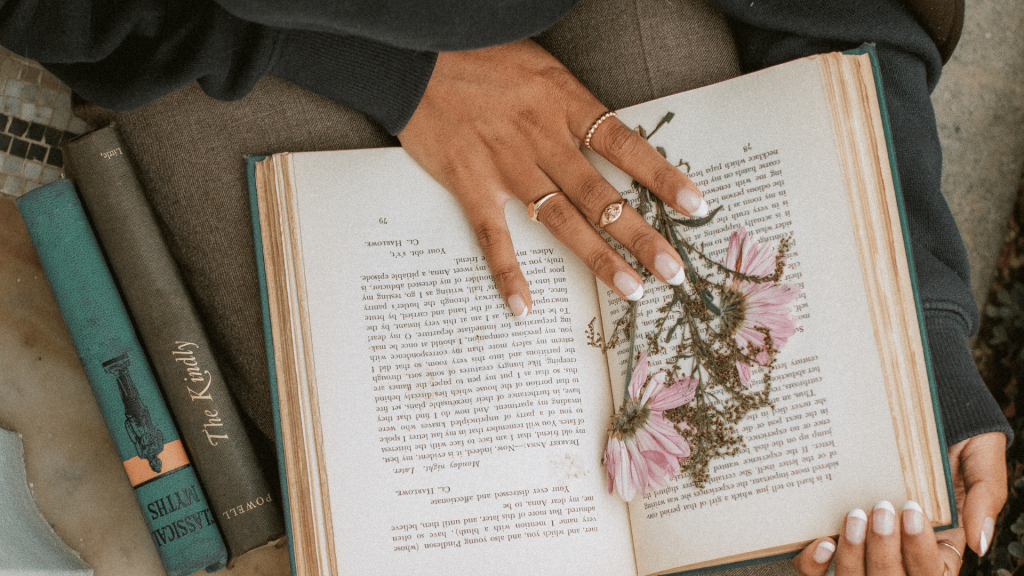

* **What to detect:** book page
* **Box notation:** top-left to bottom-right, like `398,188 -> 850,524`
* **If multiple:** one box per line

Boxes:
590,59 -> 909,574
283,149 -> 636,576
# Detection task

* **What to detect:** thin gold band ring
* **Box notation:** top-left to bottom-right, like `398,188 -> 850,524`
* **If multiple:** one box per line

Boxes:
528,192 -> 562,222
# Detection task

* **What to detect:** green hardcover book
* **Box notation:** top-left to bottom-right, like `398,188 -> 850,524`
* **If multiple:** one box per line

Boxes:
16,179 -> 228,576
63,126 -> 284,559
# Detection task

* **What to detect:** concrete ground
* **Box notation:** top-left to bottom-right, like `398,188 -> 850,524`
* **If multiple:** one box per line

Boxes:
934,0 -> 1024,312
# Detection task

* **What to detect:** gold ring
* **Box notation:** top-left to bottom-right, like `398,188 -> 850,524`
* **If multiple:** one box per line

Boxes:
583,111 -> 617,150
937,541 -> 963,564
528,192 -> 562,222
598,200 -> 626,228
937,540 -> 962,576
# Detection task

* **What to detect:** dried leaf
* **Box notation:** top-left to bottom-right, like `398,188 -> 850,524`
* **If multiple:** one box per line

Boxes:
670,205 -> 724,228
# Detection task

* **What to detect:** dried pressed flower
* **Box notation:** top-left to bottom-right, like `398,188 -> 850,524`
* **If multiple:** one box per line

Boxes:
723,227 -> 800,385
604,352 -> 696,501
595,113 -> 800,492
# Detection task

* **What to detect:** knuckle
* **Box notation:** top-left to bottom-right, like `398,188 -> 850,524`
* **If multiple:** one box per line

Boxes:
573,173 -> 610,213
433,158 -> 463,190
472,221 -> 507,253
585,248 -> 620,276
601,123 -> 643,161
490,266 -> 520,290
650,163 -> 686,195
510,107 -> 544,140
538,64 -> 588,101
627,226 -> 664,257
541,199 -> 576,233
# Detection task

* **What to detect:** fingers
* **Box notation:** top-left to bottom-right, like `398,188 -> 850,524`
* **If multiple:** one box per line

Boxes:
539,149 -> 687,290
835,503 -> 907,576
864,501 -> 904,575
791,538 -> 836,576
831,501 -> 962,576
529,192 -> 648,300
933,530 -> 967,576
834,508 -> 868,575
950,432 -> 1007,557
463,200 -> 533,319
899,501 -> 947,576
584,115 -> 708,218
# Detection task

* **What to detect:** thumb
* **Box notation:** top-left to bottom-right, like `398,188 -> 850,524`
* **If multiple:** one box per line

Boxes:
955,432 -> 1008,557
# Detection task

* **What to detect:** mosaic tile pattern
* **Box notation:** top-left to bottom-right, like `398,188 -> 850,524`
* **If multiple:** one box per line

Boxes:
0,47 -> 90,199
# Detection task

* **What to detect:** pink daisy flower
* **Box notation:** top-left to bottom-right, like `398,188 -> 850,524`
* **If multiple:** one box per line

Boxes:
603,352 -> 697,502
721,227 -> 799,385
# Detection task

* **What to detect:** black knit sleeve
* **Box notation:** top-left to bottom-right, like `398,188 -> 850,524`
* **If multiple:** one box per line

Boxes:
0,0 -> 435,134
268,31 -> 436,135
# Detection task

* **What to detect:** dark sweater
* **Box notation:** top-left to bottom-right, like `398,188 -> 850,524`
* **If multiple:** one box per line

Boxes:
1,0 -> 1007,446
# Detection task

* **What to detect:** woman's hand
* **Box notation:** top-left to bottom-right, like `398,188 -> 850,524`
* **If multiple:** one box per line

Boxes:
791,432 -> 1007,576
398,39 -> 706,318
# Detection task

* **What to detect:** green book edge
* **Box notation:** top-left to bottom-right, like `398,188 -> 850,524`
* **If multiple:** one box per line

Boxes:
242,45 -> 956,575
245,155 -> 298,576
851,43 -> 957,534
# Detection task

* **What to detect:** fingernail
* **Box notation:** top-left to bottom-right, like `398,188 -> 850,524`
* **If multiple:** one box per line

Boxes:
676,185 -> 709,218
812,540 -> 835,564
902,501 -> 924,535
980,516 -> 994,556
846,509 -> 867,544
654,253 -> 686,287
872,501 -> 896,536
507,294 -> 529,319
614,271 -> 644,301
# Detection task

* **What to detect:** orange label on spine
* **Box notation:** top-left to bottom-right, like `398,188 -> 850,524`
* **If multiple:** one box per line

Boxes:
122,440 -> 189,486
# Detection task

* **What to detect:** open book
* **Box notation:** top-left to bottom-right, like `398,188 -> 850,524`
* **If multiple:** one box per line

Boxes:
249,49 -> 953,576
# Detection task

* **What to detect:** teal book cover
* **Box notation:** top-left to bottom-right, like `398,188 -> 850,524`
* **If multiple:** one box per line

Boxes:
16,179 -> 228,576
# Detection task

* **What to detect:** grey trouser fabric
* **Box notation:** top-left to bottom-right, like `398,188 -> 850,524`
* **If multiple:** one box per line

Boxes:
74,0 -> 800,573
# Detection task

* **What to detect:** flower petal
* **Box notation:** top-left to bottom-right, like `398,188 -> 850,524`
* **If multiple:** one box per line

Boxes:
628,352 -> 650,401
639,370 -> 666,407
623,439 -> 650,500
642,415 -> 690,459
611,439 -> 638,502
736,360 -> 752,387
641,449 -> 677,492
648,375 -> 697,411
603,438 -> 620,494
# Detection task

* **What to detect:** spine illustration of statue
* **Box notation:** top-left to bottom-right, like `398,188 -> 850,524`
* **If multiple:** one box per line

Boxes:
103,353 -> 165,473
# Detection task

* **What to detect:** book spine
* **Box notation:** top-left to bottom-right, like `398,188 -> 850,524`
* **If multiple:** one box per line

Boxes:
62,127 -> 284,558
15,179 -> 228,576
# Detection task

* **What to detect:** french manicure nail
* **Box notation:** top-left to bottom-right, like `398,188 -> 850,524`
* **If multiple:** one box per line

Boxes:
873,501 -> 896,536
508,294 -> 529,319
655,253 -> 686,287
980,516 -> 994,556
902,501 -> 923,535
812,540 -> 836,564
614,271 -> 644,301
846,509 -> 867,544
676,185 -> 709,218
